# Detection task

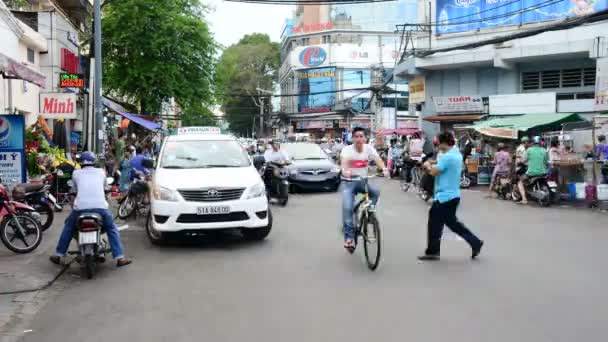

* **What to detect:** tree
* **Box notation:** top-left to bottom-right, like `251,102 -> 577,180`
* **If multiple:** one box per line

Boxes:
215,34 -> 279,136
102,0 -> 216,123
3,0 -> 29,9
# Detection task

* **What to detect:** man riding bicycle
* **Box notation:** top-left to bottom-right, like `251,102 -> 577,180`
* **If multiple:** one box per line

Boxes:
341,127 -> 388,250
50,152 -> 132,267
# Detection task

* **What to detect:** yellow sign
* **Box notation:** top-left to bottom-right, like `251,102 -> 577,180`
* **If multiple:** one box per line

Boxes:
409,76 -> 426,104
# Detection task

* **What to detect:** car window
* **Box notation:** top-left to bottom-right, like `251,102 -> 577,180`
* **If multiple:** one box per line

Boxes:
283,144 -> 328,160
160,139 -> 251,169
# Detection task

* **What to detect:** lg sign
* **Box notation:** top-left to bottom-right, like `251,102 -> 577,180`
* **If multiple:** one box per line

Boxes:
299,47 -> 327,67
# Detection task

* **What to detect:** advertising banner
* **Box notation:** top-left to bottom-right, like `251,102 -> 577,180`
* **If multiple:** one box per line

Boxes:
433,95 -> 484,113
297,67 -> 336,113
595,57 -> 608,111
436,0 -> 608,34
0,115 -> 26,189
409,76 -> 426,104
343,69 -> 372,112
40,93 -> 77,119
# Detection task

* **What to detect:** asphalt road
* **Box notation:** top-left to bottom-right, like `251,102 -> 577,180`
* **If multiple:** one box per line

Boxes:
18,179 -> 608,342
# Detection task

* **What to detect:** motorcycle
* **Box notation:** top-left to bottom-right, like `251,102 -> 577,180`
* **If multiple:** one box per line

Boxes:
117,171 -> 150,219
511,164 -> 555,207
389,157 -> 404,179
263,160 -> 290,206
12,179 -> 58,231
493,173 -> 512,200
0,179 -> 43,254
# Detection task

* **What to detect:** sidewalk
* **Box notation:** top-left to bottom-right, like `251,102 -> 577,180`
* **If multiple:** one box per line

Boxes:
1,211 -> 68,341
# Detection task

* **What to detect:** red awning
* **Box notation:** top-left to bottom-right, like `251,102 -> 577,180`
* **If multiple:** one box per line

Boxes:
0,53 -> 46,88
374,128 -> 420,136
423,114 -> 486,123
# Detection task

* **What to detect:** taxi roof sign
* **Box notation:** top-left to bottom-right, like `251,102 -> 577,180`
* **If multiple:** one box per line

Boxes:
177,126 -> 221,135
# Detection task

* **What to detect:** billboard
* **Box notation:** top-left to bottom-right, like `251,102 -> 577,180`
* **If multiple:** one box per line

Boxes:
0,115 -> 26,189
433,96 -> 484,113
436,0 -> 608,34
595,57 -> 608,111
297,67 -> 336,113
343,69 -> 372,112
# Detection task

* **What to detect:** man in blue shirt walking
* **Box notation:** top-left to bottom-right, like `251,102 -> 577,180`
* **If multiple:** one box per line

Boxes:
420,132 -> 483,261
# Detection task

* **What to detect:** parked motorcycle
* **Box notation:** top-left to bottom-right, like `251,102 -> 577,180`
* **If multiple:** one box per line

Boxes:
511,164 -> 555,207
12,180 -> 58,231
262,160 -> 290,206
0,180 -> 43,254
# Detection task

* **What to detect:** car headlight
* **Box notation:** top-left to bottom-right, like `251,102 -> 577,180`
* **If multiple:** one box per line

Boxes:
331,166 -> 341,173
152,184 -> 179,202
246,182 -> 266,199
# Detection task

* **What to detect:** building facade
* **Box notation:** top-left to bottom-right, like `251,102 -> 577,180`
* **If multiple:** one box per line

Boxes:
279,1 -> 418,138
395,0 -> 608,136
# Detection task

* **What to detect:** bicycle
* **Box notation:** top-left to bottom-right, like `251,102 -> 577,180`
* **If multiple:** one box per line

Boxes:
401,161 -> 423,193
347,174 -> 382,271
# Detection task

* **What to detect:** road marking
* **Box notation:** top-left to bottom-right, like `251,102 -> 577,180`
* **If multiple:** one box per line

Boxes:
117,224 -> 129,231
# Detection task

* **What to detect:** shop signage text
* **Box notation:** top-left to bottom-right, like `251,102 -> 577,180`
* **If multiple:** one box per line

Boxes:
433,95 -> 483,113
299,47 -> 327,67
595,57 -> 608,111
59,73 -> 85,88
39,93 -> 77,119
291,22 -> 334,34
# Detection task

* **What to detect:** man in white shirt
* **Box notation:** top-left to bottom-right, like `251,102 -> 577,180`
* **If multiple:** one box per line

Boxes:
341,127 -> 388,251
263,140 -> 289,163
50,152 -> 131,267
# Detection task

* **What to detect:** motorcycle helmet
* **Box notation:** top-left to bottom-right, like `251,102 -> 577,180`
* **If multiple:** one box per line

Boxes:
80,151 -> 97,167
520,136 -> 529,143
532,136 -> 541,145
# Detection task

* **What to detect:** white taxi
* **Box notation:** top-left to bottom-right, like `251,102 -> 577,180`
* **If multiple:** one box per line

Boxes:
147,127 -> 271,244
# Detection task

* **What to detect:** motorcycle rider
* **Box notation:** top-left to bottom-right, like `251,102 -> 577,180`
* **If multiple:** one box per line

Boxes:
50,152 -> 132,267
517,136 -> 548,205
388,139 -> 403,178
263,140 -> 290,191
488,143 -> 511,197
341,127 -> 388,250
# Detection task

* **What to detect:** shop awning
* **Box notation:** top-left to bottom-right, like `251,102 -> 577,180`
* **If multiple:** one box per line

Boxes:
374,128 -> 420,136
471,113 -> 585,139
423,114 -> 486,123
0,52 -> 46,88
102,98 -> 161,131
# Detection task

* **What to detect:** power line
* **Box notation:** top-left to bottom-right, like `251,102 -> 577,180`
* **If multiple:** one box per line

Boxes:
223,0 -> 397,4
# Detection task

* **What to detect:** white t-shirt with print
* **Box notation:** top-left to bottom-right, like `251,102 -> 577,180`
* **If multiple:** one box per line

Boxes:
341,144 -> 380,179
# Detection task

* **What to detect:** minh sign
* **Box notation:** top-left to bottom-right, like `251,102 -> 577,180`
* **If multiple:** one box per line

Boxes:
39,93 -> 77,119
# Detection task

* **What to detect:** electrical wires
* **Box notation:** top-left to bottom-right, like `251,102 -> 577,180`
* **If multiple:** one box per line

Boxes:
223,0 -> 398,5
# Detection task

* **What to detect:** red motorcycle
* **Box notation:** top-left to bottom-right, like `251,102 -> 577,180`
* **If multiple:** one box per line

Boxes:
0,181 -> 43,253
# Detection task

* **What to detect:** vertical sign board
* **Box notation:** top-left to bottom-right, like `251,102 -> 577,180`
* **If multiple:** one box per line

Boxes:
595,57 -> 608,112
0,115 -> 26,189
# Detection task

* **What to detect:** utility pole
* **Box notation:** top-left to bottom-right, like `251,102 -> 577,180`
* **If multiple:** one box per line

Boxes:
259,97 -> 264,138
94,0 -> 103,157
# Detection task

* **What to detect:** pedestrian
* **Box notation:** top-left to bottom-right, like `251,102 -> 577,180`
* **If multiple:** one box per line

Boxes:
419,132 -> 484,261
488,142 -> 511,197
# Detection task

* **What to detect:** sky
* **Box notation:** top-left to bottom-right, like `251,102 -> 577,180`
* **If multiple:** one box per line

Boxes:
206,0 -> 294,47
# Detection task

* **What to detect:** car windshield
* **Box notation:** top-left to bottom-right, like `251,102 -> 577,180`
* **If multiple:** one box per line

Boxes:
160,139 -> 250,169
284,143 -> 328,160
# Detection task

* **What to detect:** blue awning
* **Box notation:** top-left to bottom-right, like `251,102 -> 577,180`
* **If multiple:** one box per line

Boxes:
102,98 -> 161,131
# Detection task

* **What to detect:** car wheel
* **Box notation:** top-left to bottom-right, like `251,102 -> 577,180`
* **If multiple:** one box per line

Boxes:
145,212 -> 166,245
242,210 -> 272,241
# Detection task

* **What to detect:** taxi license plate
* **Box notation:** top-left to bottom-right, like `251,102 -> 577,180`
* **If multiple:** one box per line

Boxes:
547,181 -> 557,188
79,231 -> 98,244
197,206 -> 230,215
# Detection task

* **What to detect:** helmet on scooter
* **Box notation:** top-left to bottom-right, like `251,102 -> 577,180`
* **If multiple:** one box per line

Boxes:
532,136 -> 541,145
80,151 -> 97,167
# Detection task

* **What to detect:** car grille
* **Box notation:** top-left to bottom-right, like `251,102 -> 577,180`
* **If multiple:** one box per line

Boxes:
178,188 -> 245,202
176,212 -> 249,223
299,169 -> 330,176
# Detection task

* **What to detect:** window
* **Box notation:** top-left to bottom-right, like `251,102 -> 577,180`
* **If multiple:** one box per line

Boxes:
556,92 -> 595,100
27,48 -> 35,64
302,37 -> 310,46
322,35 -> 330,44
522,68 -> 596,91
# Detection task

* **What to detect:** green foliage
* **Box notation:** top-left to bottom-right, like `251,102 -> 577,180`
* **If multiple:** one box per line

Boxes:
102,0 -> 216,115
215,34 -> 279,136
28,153 -> 41,177
180,104 -> 216,127
4,0 -> 29,9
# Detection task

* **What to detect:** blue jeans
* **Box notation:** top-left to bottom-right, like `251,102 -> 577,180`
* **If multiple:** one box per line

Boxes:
55,208 -> 125,259
342,180 -> 380,240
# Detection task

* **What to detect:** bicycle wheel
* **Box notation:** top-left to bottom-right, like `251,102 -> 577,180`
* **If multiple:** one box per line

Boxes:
0,215 -> 42,254
361,213 -> 381,270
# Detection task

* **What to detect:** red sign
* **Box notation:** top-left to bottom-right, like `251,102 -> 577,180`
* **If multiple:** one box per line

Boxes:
291,22 -> 334,34
61,48 -> 79,74
59,73 -> 85,88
